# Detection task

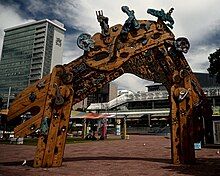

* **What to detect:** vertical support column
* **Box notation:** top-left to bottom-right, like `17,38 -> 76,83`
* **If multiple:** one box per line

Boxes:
181,76 -> 195,163
170,73 -> 195,164
34,67 -> 60,168
170,85 -> 180,164
52,89 -> 73,167
148,114 -> 151,127
116,119 -> 121,136
33,66 -> 73,167
83,118 -> 87,139
122,115 -> 127,139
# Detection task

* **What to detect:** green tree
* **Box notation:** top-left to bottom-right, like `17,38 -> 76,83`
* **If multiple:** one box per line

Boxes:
207,48 -> 220,83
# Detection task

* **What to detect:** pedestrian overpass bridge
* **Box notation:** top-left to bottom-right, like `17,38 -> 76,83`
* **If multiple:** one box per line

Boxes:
87,87 -> 220,119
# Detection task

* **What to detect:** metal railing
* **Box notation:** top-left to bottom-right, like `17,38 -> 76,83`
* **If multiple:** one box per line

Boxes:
88,90 -> 169,110
203,87 -> 220,97
87,87 -> 220,111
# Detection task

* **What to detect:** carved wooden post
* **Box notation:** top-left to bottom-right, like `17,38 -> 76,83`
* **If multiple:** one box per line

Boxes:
34,66 -> 73,167
4,8 -> 212,168
180,75 -> 195,163
171,72 -> 195,164
171,84 -> 180,164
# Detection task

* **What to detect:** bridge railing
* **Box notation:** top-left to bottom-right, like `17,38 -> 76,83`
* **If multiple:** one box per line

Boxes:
87,87 -> 220,111
203,87 -> 220,97
88,90 -> 169,110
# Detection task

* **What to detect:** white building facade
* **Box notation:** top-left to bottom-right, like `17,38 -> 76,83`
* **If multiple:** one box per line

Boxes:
0,19 -> 65,97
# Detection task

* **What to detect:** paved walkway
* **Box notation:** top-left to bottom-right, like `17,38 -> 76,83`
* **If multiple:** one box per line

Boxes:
0,135 -> 220,176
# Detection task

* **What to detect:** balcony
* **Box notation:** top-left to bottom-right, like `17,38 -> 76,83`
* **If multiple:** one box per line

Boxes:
35,34 -> 45,39
34,38 -> 45,44
32,53 -> 43,58
29,74 -> 41,78
36,24 -> 46,30
33,43 -> 44,49
35,28 -> 46,34
33,48 -> 44,54
30,65 -> 42,70
30,69 -> 41,75
31,59 -> 43,65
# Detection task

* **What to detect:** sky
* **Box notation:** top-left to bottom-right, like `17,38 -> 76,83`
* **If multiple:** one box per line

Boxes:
0,0 -> 220,92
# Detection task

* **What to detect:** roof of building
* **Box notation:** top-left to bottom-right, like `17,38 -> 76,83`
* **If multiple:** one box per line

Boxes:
4,19 -> 66,32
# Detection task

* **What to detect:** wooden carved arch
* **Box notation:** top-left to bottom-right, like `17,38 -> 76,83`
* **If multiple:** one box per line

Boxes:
3,7 -> 212,167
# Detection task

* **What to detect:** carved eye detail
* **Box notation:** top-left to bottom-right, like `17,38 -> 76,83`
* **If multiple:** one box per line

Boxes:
151,32 -> 161,39
93,51 -> 109,61
120,52 -> 129,58
77,33 -> 95,51
174,37 -> 190,53
112,26 -> 118,32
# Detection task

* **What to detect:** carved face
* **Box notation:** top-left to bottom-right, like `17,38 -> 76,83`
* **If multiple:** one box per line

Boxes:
175,37 -> 190,53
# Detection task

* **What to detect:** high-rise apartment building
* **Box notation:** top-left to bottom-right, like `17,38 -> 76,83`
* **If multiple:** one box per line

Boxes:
0,19 -> 65,98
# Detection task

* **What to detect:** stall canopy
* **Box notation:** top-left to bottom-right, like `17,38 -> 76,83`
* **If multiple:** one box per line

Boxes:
70,111 -> 115,119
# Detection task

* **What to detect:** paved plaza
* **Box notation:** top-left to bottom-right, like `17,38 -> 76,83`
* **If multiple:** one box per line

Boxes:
0,135 -> 220,176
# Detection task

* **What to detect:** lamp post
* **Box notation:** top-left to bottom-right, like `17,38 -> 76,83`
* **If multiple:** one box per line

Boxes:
82,98 -> 87,139
122,115 -> 128,139
6,87 -> 11,109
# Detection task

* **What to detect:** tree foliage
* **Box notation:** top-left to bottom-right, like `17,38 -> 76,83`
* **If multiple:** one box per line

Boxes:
207,48 -> 220,83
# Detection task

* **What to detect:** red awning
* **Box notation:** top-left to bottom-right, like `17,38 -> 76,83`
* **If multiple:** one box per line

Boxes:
70,111 -> 115,119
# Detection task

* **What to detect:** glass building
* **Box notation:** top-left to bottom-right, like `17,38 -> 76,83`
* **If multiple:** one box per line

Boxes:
0,19 -> 66,98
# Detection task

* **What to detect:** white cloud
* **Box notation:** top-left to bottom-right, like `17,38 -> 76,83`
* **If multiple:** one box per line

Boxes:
57,0 -> 220,91
26,0 -> 48,14
58,0 -> 220,40
1,0 -> 220,92
0,4 -> 33,58
187,46 -> 216,73
62,33 -> 83,64
112,73 -> 152,92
